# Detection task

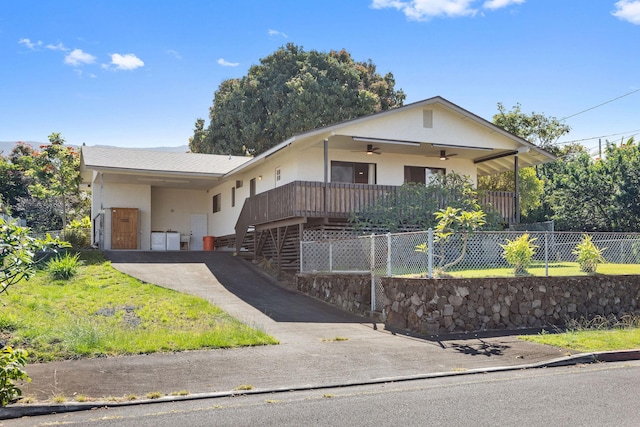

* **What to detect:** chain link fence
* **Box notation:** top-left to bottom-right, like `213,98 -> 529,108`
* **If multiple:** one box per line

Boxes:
301,230 -> 640,311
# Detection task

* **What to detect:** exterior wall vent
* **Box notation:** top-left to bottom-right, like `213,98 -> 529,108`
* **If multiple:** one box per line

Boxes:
423,109 -> 433,128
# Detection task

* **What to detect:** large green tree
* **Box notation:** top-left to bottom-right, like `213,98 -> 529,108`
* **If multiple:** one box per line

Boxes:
28,133 -> 83,233
0,143 -> 33,215
191,44 -> 406,156
550,138 -> 640,231
480,102 -> 572,222
492,102 -> 571,151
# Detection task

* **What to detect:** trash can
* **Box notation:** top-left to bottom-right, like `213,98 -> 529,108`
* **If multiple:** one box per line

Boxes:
203,236 -> 215,251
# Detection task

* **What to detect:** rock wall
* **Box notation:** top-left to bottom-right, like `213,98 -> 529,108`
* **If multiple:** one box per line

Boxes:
383,276 -> 640,335
295,273 -> 371,317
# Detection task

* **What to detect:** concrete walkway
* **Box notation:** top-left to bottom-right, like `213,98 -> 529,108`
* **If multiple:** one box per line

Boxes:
20,252 -> 568,403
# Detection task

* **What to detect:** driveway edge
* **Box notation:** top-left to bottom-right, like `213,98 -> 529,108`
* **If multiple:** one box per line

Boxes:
3,349 -> 639,420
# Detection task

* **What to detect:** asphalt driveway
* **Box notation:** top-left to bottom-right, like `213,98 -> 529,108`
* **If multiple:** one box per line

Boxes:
18,250 -> 568,402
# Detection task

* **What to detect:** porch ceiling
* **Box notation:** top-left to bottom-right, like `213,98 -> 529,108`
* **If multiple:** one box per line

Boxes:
94,170 -> 220,190
327,134 -> 548,176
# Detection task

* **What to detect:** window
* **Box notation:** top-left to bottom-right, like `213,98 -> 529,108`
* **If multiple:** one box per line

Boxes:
331,161 -> 376,184
212,194 -> 221,213
231,187 -> 236,208
404,166 -> 445,184
275,167 -> 281,184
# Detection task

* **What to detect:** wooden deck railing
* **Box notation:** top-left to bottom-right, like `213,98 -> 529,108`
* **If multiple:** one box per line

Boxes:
479,190 -> 517,224
235,181 -> 516,250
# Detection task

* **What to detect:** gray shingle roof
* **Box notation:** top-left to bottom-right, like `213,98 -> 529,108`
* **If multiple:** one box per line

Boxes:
81,146 -> 251,176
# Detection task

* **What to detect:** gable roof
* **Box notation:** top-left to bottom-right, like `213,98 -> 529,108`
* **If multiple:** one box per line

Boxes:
80,96 -> 558,184
81,146 -> 250,176
223,96 -> 557,177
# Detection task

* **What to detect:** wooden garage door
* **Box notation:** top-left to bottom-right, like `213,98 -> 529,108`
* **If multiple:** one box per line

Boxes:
111,208 -> 138,250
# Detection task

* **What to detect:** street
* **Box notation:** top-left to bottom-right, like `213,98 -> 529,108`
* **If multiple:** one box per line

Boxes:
4,361 -> 640,426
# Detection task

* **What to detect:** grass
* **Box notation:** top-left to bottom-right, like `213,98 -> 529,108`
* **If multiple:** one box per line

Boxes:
397,262 -> 640,279
520,316 -> 640,352
234,384 -> 254,391
0,251 -> 278,362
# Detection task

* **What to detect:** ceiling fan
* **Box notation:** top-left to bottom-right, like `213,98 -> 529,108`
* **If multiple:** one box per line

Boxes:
426,149 -> 457,160
352,144 -> 382,155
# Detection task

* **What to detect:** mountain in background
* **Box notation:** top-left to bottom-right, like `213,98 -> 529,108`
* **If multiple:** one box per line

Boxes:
0,141 -> 189,155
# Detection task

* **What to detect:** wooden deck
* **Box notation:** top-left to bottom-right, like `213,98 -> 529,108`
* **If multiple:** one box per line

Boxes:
234,181 -> 516,254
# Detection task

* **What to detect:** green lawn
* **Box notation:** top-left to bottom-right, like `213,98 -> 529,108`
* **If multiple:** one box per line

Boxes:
396,262 -> 640,278
520,328 -> 640,352
0,252 -> 278,362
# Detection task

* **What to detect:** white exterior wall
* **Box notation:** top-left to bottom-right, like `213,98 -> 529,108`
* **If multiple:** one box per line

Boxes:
296,145 -> 476,186
207,144 -> 303,237
100,183 -> 151,250
337,104 -> 518,150
151,188 -> 208,236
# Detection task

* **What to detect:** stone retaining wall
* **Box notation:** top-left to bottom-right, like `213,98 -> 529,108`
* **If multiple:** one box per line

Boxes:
295,273 -> 371,317
383,276 -> 640,335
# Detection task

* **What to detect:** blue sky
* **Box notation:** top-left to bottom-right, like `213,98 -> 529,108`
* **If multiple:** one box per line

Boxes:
1,0 -> 639,155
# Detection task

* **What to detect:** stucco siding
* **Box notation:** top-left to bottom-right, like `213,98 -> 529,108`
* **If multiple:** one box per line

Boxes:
337,105 -> 517,150
150,188 -> 208,237
101,183 -> 151,250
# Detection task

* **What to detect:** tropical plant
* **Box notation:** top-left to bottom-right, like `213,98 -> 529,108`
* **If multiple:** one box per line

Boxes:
0,219 -> 69,406
27,133 -> 83,234
572,234 -> 606,273
1,218 -> 68,295
47,252 -> 81,280
0,346 -> 30,406
415,207 -> 486,273
500,233 -> 538,276
351,172 -> 501,233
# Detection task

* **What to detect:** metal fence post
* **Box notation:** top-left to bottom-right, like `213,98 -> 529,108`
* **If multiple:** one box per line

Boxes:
386,233 -> 392,277
428,228 -> 434,279
370,234 -> 376,311
545,231 -> 549,277
329,241 -> 333,272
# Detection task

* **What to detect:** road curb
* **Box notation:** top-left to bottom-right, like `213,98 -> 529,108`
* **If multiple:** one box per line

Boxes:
2,349 -> 639,420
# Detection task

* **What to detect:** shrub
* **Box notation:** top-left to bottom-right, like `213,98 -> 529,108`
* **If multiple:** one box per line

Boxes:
63,228 -> 90,249
47,252 -> 82,280
572,234 -> 606,274
500,233 -> 538,276
0,346 -> 30,406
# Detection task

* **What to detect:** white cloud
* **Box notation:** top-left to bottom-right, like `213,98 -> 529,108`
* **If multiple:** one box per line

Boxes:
483,0 -> 524,10
371,0 -> 523,20
108,53 -> 144,70
217,58 -> 240,67
371,0 -> 478,20
613,0 -> 640,24
167,49 -> 182,59
64,49 -> 96,66
18,38 -> 42,50
268,29 -> 288,38
46,42 -> 69,51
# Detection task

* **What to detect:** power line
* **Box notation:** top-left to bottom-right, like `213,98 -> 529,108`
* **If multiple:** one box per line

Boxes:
561,88 -> 640,121
558,129 -> 640,145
